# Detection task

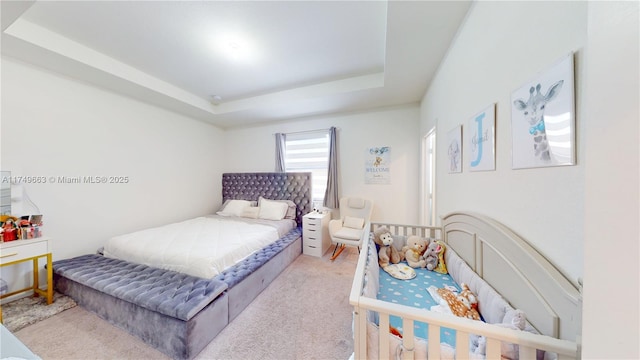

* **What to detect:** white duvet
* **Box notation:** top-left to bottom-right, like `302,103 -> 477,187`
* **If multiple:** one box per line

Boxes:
103,216 -> 282,279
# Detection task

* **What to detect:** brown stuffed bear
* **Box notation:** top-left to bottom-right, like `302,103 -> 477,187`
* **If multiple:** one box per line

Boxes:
373,226 -> 402,267
401,235 -> 428,268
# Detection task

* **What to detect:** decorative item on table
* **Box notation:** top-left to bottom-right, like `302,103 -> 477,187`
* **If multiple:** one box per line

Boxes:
17,214 -> 44,239
0,215 -> 19,242
317,206 -> 330,215
0,214 -> 44,241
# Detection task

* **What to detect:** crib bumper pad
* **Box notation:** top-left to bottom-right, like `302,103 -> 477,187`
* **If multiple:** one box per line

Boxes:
216,227 -> 301,288
52,254 -> 227,321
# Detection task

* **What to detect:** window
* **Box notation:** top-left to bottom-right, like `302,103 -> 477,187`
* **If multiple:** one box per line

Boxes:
284,130 -> 330,206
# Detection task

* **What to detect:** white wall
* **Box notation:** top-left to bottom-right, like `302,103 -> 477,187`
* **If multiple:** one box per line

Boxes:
420,1 -> 586,282
582,2 -> 639,358
224,105 -> 421,223
421,1 -> 640,357
1,57 -> 225,293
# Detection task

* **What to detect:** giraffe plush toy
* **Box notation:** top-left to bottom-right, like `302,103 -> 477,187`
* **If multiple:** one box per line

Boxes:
432,240 -> 448,274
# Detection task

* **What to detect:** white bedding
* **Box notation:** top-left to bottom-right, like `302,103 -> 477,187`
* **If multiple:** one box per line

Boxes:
103,215 -> 294,279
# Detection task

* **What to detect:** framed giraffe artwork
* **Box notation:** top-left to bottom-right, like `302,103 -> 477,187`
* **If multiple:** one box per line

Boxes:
511,53 -> 575,169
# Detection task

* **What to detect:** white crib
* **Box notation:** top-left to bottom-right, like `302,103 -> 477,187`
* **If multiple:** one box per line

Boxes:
349,212 -> 582,360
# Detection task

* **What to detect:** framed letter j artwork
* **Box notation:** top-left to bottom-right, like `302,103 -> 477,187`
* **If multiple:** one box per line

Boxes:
468,104 -> 496,171
511,53 -> 575,169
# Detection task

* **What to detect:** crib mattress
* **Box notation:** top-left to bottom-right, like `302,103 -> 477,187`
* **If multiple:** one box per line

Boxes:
378,266 -> 464,345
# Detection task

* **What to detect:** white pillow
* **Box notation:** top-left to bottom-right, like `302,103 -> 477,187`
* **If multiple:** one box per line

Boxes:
217,199 -> 251,217
343,216 -> 365,229
258,198 -> 289,221
240,206 -> 259,219
258,197 -> 296,220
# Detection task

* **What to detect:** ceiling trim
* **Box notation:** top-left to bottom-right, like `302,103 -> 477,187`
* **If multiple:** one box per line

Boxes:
4,17 -> 387,118
215,72 -> 384,114
5,18 -> 213,112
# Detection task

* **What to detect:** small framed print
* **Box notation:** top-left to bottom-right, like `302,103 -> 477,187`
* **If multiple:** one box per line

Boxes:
365,146 -> 390,184
468,104 -> 496,172
447,125 -> 462,173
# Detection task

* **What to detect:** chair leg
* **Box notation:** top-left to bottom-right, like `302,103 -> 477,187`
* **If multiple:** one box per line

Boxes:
332,243 -> 340,257
330,244 -> 346,261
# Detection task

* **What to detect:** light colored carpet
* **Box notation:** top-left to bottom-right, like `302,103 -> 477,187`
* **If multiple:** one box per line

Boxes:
14,246 -> 360,360
2,292 -> 77,332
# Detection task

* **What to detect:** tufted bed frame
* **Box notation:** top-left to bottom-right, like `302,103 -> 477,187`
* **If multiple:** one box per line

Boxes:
53,172 -> 312,359
218,172 -> 312,319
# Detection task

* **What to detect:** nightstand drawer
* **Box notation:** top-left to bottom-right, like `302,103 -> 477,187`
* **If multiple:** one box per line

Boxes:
303,243 -> 324,257
0,241 -> 48,265
303,227 -> 322,237
303,218 -> 321,227
303,235 -> 322,247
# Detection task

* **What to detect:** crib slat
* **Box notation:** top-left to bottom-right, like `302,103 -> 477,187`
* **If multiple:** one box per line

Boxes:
379,313 -> 390,360
402,318 -> 415,360
519,345 -> 537,359
486,337 -> 501,359
356,309 -> 367,359
427,324 -> 441,358
456,330 -> 470,360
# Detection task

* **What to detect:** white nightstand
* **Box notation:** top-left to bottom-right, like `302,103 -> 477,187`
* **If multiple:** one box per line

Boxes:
302,212 -> 330,257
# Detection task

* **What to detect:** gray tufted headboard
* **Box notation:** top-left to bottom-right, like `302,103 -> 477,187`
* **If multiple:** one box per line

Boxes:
222,172 -> 312,226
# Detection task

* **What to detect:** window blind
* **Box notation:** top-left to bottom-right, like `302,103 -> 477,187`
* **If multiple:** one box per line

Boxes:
284,130 -> 330,204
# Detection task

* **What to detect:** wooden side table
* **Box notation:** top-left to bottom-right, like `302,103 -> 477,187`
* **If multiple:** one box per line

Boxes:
0,237 -> 53,312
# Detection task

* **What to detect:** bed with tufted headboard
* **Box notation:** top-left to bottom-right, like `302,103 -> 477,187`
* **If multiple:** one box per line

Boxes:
221,172 -> 312,226
53,172 -> 312,359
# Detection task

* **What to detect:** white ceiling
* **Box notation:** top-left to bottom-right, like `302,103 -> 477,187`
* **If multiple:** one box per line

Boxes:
1,1 -> 471,129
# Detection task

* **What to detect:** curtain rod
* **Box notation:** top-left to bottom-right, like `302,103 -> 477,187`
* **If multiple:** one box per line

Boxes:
273,127 -> 338,136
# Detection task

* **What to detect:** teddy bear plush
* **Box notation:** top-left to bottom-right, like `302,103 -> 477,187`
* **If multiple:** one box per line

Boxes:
401,235 -> 428,268
373,226 -> 402,268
